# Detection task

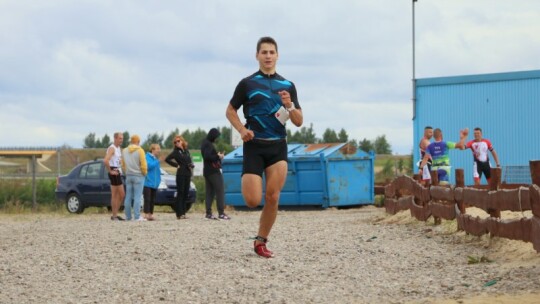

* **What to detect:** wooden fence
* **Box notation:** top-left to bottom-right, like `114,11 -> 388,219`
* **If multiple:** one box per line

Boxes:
383,160 -> 540,253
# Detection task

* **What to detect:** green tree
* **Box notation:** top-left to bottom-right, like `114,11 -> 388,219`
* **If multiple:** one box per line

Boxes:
100,134 -> 111,148
381,159 -> 395,181
322,128 -> 338,143
289,123 -> 317,143
122,131 -> 130,148
338,128 -> 348,142
164,128 -> 180,149
219,126 -> 231,146
182,128 -> 207,150
397,158 -> 404,173
359,138 -> 373,153
83,133 -> 96,148
374,135 -> 392,154
142,132 -> 164,151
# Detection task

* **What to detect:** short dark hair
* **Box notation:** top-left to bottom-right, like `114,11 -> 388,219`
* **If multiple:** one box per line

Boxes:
474,127 -> 482,132
257,36 -> 278,53
424,126 -> 433,130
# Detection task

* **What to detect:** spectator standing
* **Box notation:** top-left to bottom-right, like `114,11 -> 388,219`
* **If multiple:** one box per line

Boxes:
144,144 -> 161,221
465,127 -> 501,186
121,135 -> 147,221
201,128 -> 229,220
419,128 -> 468,185
104,132 -> 125,221
418,126 -> 433,185
165,135 -> 194,220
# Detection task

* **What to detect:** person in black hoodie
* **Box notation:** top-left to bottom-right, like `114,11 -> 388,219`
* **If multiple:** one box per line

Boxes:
201,128 -> 230,220
165,135 -> 194,219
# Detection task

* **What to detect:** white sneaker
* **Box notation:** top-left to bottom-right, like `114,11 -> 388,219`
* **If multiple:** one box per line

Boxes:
136,217 -> 147,222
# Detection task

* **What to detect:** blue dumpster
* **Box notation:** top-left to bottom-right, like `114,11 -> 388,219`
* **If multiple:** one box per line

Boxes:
222,143 -> 374,208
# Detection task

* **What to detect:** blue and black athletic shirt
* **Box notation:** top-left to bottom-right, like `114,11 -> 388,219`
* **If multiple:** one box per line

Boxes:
230,70 -> 301,140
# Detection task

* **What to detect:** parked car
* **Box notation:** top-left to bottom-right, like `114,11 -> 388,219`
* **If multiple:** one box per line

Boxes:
55,159 -> 196,214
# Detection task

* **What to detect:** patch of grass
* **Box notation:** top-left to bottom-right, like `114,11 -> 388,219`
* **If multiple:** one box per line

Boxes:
467,255 -> 493,264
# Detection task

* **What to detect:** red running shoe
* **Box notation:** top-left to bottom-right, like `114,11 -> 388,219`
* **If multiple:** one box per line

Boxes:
254,241 -> 274,258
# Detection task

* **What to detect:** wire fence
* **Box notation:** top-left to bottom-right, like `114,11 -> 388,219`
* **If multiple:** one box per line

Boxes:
502,165 -> 532,184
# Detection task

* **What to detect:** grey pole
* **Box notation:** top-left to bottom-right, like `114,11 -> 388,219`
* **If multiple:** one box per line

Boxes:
412,0 -> 417,120
32,154 -> 37,210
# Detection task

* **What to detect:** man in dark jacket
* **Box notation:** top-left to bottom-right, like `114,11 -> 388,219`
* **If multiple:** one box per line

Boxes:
201,128 -> 229,220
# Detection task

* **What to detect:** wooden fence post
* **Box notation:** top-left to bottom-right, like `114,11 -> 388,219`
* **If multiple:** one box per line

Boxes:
455,169 -> 465,214
429,170 -> 441,225
430,170 -> 439,186
488,167 -> 501,218
530,160 -> 540,186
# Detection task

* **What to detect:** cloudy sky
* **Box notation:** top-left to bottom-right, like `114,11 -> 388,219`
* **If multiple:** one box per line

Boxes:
1,0 -> 539,154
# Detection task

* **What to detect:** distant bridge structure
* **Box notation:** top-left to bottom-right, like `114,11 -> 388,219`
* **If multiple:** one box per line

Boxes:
0,147 -> 60,209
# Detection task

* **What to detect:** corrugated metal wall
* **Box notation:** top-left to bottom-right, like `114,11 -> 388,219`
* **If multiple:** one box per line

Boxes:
413,70 -> 540,186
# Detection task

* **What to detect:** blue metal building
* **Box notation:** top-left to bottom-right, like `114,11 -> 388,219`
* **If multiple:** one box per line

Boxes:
413,69 -> 540,186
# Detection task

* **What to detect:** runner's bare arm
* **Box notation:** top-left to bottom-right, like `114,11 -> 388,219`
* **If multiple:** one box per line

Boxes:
226,104 -> 254,142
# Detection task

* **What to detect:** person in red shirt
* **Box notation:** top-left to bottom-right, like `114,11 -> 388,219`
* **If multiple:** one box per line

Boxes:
465,127 -> 501,186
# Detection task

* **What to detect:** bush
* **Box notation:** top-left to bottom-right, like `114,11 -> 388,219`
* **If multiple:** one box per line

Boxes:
0,178 -> 58,210
192,176 -> 206,204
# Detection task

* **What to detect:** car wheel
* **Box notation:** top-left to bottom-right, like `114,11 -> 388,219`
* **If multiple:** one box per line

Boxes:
66,193 -> 84,214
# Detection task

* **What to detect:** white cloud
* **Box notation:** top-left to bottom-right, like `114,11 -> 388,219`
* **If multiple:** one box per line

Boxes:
1,0 -> 539,155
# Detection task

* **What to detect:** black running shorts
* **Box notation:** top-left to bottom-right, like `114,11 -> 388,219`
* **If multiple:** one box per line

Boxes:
108,167 -> 123,186
475,160 -> 491,180
242,139 -> 287,177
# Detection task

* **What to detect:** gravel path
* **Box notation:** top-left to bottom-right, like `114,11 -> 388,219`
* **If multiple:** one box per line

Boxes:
1,206 -> 539,303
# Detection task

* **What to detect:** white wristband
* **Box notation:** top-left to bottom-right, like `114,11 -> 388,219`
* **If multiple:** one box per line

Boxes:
287,104 -> 295,112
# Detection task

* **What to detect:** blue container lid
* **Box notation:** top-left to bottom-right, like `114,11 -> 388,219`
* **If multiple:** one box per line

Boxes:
223,143 -> 372,160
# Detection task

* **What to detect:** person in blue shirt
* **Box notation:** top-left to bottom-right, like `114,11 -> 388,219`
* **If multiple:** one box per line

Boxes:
226,37 -> 303,258
143,144 -> 161,221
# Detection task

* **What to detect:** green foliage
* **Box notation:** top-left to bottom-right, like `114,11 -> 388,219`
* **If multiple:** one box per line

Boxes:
82,124 -> 396,156
164,128 -> 179,149
83,131 -> 125,148
374,195 -> 385,207
191,176 -> 206,204
381,159 -> 394,177
83,133 -> 96,148
287,123 -> 317,143
182,128 -> 207,150
142,132 -> 164,151
122,131 -> 130,147
359,138 -> 373,153
338,128 -> 348,142
374,135 -> 392,154
397,158 -> 404,173
101,134 -> 111,148
322,128 -> 339,143
0,179 -> 58,209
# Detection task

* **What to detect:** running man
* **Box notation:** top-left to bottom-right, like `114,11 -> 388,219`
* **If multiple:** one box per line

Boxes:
226,36 -> 303,258
465,127 -> 500,186
104,132 -> 125,221
419,128 -> 468,185
418,126 -> 433,185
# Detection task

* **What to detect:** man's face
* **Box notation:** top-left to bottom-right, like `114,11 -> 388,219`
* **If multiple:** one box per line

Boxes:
115,136 -> 123,146
256,43 -> 278,72
153,147 -> 161,156
424,129 -> 433,139
474,130 -> 482,141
